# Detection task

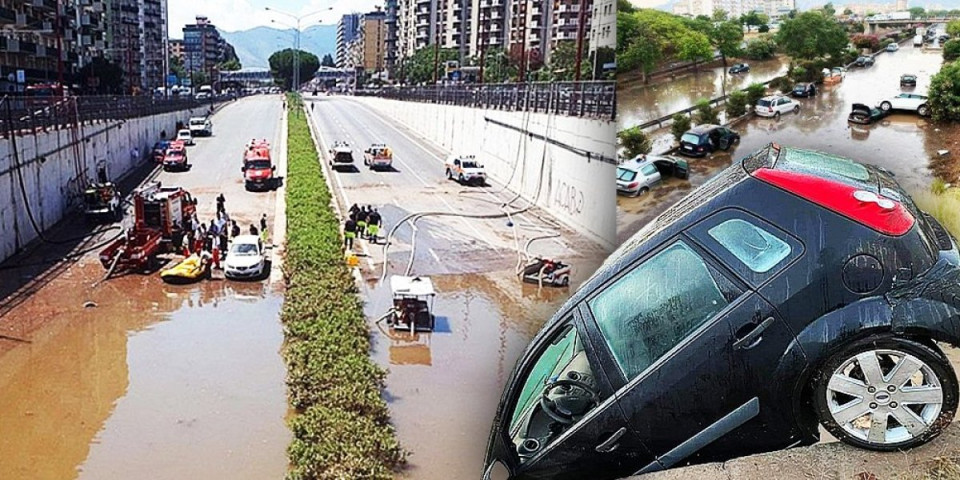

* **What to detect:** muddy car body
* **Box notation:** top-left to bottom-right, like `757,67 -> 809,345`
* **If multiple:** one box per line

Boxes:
484,144 -> 960,480
848,103 -> 887,125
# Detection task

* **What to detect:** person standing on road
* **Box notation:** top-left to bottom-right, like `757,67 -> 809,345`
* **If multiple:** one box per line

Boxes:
231,220 -> 240,239
356,207 -> 369,240
250,224 -> 259,236
219,230 -> 229,259
216,193 -> 226,216
344,217 -> 357,250
349,204 -> 360,217
367,208 -> 382,244
259,214 -> 269,244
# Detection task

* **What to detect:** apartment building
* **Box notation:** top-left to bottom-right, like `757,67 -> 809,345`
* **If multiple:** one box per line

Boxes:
104,0 -> 167,93
336,13 -> 359,68
589,0 -> 614,52
0,0 -> 107,91
385,0 -> 398,72
168,38 -> 183,62
182,15 -> 235,85
349,9 -> 387,72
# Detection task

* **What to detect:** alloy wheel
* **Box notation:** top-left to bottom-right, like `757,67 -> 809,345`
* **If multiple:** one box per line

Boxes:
826,349 -> 944,446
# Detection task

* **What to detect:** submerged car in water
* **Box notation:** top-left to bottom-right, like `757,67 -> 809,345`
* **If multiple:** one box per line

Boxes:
483,144 -> 960,480
848,103 -> 888,124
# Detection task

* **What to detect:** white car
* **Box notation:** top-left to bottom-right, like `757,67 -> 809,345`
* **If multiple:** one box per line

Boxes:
224,235 -> 266,280
176,128 -> 194,146
755,95 -> 800,119
188,117 -> 213,137
445,154 -> 486,185
616,155 -> 689,197
878,92 -> 930,116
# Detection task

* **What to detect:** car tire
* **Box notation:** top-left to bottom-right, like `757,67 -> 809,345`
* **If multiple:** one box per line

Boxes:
635,187 -> 650,197
794,105 -> 800,113
459,174 -> 465,184
446,169 -> 452,180
918,105 -> 930,117
881,102 -> 892,112
812,336 -> 958,452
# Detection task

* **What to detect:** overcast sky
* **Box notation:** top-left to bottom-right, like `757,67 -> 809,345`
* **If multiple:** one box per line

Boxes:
167,0 -> 381,37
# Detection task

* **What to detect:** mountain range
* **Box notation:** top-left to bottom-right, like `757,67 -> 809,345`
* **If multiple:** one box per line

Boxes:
219,25 -> 337,69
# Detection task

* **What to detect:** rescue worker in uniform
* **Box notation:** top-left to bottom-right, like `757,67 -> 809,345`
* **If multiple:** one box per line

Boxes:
367,208 -> 382,244
344,217 -> 357,250
356,207 -> 368,240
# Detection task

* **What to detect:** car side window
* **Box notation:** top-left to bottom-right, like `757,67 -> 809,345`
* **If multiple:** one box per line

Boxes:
640,164 -> 658,176
587,240 -> 733,380
688,209 -> 803,286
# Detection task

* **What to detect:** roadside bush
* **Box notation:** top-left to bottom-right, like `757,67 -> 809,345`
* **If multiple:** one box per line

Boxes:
768,76 -> 794,93
789,66 -> 807,82
930,61 -> 960,121
745,82 -> 767,107
945,39 -> 960,61
880,38 -> 894,48
840,48 -> 861,65
282,93 -> 406,479
758,24 -> 770,33
851,34 -> 880,50
726,90 -> 748,118
693,99 -> 719,125
671,114 -> 692,142
619,126 -> 652,158
744,37 -> 777,60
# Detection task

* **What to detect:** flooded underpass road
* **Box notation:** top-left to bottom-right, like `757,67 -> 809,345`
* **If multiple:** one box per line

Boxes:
0,95 -> 290,480
619,45 -> 960,242
306,96 -> 609,479
619,56 -> 790,128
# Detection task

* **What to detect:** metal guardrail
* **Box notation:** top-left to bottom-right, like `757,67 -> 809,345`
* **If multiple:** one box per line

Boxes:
634,78 -> 777,131
356,81 -> 617,121
0,95 -> 216,137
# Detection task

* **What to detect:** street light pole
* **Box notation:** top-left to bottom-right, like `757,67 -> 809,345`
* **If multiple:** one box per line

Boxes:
266,6 -> 332,92
574,0 -> 588,82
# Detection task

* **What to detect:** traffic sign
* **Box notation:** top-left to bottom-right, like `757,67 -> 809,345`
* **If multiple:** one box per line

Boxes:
166,74 -> 178,86
16,69 -> 25,84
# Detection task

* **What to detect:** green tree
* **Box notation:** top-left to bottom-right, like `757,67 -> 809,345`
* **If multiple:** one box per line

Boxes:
745,82 -> 767,106
190,70 -> 209,86
618,127 -> 653,158
844,8 -> 854,15
321,54 -> 335,67
400,47 -> 458,84
618,0 -> 636,14
910,7 -> 926,18
929,60 -> 960,121
947,20 -> 960,38
712,9 -> 729,22
546,41 -> 590,81
268,48 -> 320,89
218,58 -> 241,71
758,24 -> 770,33
169,56 -> 186,81
675,31 -> 713,65
693,99 -> 719,124
744,37 -> 777,59
741,11 -> 762,31
710,20 -> 745,67
77,57 -> 124,94
671,114 -> 691,142
775,11 -> 848,60
619,19 -> 662,82
823,3 -> 836,17
480,48 -> 518,82
945,39 -> 960,61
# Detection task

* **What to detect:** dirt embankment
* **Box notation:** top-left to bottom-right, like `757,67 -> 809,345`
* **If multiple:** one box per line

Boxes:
630,423 -> 960,480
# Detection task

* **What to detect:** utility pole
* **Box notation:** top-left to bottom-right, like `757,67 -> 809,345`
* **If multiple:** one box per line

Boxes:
574,0 -> 588,82
517,0 -> 528,83
479,8 -> 489,84
55,0 -> 64,88
432,0 -> 440,84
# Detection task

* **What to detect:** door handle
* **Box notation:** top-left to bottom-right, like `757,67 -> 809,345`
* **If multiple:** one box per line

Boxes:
733,317 -> 775,351
595,427 -> 627,453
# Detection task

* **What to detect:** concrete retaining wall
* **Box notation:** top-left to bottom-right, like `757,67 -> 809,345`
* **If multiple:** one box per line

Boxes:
351,97 -> 617,250
0,107 -> 207,263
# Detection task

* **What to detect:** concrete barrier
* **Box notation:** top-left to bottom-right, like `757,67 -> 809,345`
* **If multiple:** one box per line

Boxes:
349,97 -> 618,250
0,106 -> 207,263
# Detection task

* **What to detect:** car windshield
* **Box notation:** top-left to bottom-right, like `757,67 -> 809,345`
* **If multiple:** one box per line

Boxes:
190,119 -> 205,125
617,167 -> 637,181
230,243 -> 259,256
178,131 -> 190,137
680,133 -> 701,144
165,150 -> 183,158
247,159 -> 271,169
461,160 -> 480,168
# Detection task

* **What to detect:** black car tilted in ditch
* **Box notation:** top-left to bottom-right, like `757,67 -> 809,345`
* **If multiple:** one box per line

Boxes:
483,144 -> 960,480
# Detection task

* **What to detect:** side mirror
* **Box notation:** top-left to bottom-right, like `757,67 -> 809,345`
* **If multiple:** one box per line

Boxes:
241,166 -> 246,172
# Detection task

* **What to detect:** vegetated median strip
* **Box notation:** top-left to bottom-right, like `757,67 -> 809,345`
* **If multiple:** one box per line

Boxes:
281,93 -> 405,480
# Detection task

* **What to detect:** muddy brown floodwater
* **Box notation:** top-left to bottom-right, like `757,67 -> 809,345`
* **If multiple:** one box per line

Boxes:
361,260 -> 602,480
619,56 -> 790,128
0,259 -> 290,480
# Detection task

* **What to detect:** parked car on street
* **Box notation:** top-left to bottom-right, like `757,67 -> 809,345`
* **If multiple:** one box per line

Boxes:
878,92 -> 930,116
900,74 -> 918,87
854,56 -> 875,67
678,125 -> 740,157
484,144 -> 960,480
848,103 -> 888,124
832,67 -> 847,78
224,235 -> 266,280
755,95 -> 800,119
188,116 -> 213,137
728,63 -> 750,74
886,42 -> 900,52
176,129 -> 194,146
791,83 -> 817,98
616,155 -> 689,197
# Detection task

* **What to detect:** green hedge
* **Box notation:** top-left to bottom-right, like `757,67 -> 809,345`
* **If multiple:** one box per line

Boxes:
282,93 -> 406,479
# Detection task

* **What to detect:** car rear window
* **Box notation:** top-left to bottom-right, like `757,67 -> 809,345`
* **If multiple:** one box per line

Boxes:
588,241 -> 729,380
617,168 -> 637,182
757,99 -> 772,107
681,133 -> 701,144
775,148 -> 871,185
708,219 -> 792,273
